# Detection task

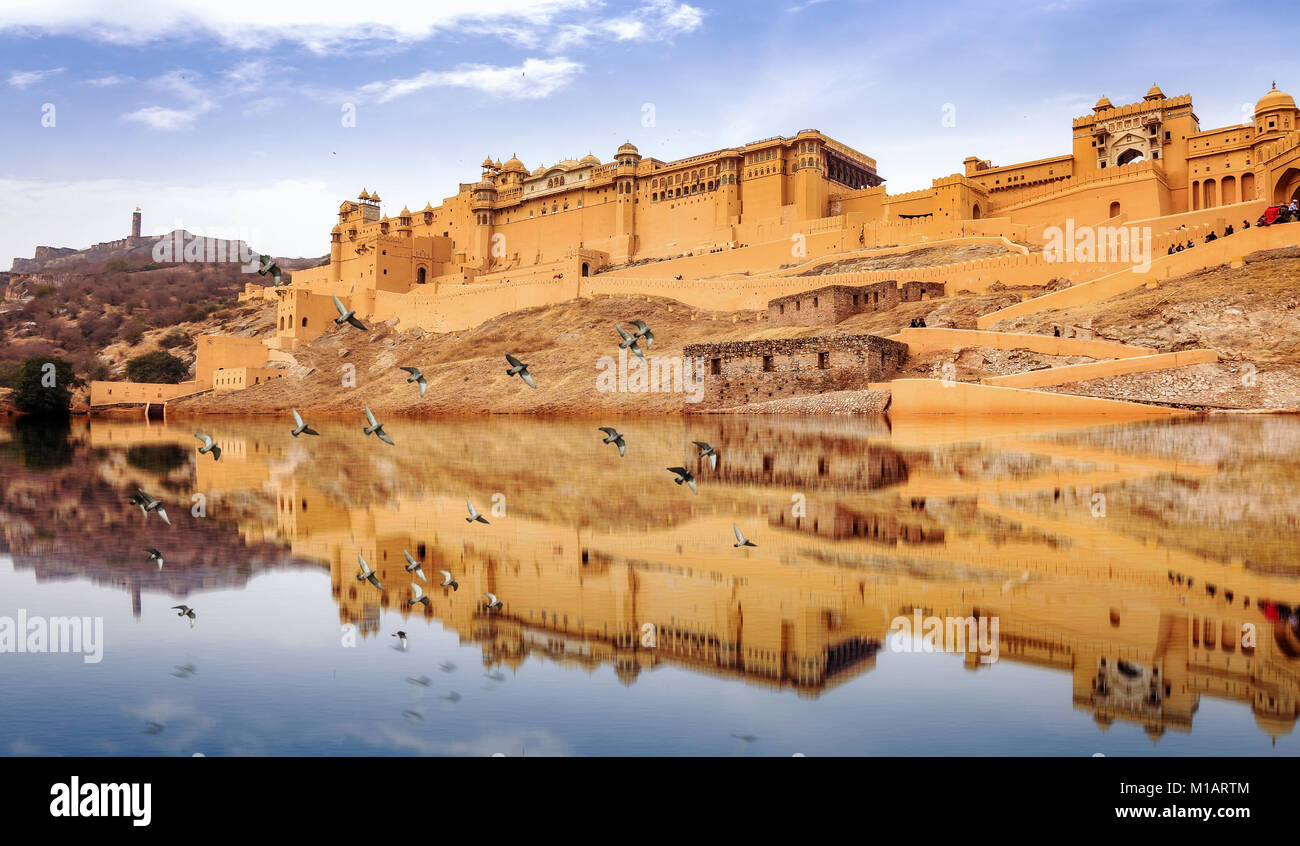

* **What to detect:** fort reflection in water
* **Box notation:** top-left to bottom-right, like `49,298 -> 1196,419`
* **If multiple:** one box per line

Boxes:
3,412 -> 1300,745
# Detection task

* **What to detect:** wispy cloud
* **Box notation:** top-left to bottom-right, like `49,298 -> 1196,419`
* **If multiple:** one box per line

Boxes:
84,73 -> 129,87
8,66 -> 63,88
351,57 -> 583,104
0,1 -> 703,54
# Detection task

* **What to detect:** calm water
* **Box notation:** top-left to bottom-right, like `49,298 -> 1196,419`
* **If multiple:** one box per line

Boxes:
2,413 -> 1299,756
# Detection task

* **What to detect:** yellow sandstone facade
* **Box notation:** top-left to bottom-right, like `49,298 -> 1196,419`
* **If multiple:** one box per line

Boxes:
106,83 -> 1300,402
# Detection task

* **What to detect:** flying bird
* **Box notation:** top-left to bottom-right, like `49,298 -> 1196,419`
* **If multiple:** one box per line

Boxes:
362,404 -> 395,445
441,691 -> 462,703
399,366 -> 428,397
631,320 -> 654,348
193,433 -> 221,461
438,661 -> 457,673
171,605 -> 196,627
406,675 -> 431,687
332,294 -> 368,330
732,523 -> 756,548
693,441 -> 718,470
356,553 -> 383,590
484,670 -> 506,682
465,498 -> 490,524
614,323 -> 644,360
598,427 -> 626,457
505,353 -> 537,389
484,592 -> 503,610
145,548 -> 164,570
402,549 -> 427,582
667,466 -> 698,495
437,570 -> 459,591
408,581 -> 430,608
135,489 -> 171,525
256,254 -> 283,286
392,631 -> 408,649
290,408 -> 319,437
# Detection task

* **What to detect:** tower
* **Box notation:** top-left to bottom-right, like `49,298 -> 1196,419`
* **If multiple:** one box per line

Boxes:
131,207 -> 142,240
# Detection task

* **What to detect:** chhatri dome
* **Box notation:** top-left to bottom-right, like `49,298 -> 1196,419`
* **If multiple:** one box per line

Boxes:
1143,83 -> 1164,101
1093,95 -> 1114,112
1257,82 -> 1296,113
617,141 -> 640,155
501,154 -> 526,172
580,152 -> 601,166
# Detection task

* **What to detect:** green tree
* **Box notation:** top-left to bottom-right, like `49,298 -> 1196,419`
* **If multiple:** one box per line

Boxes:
12,355 -> 78,416
125,350 -> 189,384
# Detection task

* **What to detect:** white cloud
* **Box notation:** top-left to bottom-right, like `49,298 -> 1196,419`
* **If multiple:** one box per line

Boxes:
353,57 -> 583,103
84,74 -> 129,86
0,1 -> 704,53
122,104 -> 211,130
7,67 -> 63,88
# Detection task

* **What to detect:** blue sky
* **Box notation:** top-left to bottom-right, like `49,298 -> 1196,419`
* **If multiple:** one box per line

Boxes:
1,0 -> 1296,268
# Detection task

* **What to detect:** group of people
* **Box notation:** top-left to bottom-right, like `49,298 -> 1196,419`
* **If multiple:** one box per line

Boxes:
1164,199 -> 1299,254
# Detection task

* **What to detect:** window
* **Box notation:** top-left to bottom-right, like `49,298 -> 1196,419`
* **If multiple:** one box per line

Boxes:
710,358 -> 721,375
818,352 -> 829,369
812,297 -> 819,308
762,355 -> 774,372
301,317 -> 307,327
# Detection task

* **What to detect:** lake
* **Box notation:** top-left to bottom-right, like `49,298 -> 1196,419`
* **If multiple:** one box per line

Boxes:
1,412 -> 1298,756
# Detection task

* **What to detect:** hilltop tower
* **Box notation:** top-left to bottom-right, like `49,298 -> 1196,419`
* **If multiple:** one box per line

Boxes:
131,207 -> 142,241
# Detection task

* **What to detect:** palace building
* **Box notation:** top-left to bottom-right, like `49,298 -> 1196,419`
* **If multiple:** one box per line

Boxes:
88,82 -> 1300,405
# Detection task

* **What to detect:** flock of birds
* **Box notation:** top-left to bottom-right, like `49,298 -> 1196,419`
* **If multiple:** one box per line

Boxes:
132,312 -> 763,651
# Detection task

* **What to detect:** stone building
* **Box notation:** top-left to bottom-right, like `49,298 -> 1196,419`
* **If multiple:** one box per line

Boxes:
766,279 -> 949,327
682,334 -> 907,411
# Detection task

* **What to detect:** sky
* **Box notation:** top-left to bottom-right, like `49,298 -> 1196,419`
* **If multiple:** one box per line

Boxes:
0,0 -> 1296,269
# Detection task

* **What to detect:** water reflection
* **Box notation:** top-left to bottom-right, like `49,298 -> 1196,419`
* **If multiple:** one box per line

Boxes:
2,413 -> 1299,751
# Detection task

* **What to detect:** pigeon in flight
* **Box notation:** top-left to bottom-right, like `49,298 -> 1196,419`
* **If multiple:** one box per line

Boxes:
441,691 -> 462,703
693,441 -> 718,470
614,323 -> 645,360
171,605 -> 196,627
598,427 -> 627,457
402,549 -> 427,583
437,570 -> 459,591
484,670 -> 506,682
631,320 -> 654,348
171,663 -> 197,679
667,467 -> 698,495
290,408 -> 319,437
332,294 -> 368,331
408,581 -> 430,608
406,675 -> 431,687
135,489 -> 171,525
399,366 -> 428,398
438,661 -> 457,673
356,553 -> 383,590
484,592 -> 503,611
505,353 -> 537,389
145,548 -> 165,570
256,254 -> 283,286
193,433 -> 221,461
732,523 -> 756,548
392,631 -> 408,649
362,404 -> 395,445
465,498 -> 490,524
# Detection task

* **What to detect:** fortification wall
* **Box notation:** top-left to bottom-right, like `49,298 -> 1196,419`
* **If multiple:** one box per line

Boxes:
978,222 -> 1300,328
980,349 -> 1219,388
886,327 -> 1156,359
886,378 -> 1190,418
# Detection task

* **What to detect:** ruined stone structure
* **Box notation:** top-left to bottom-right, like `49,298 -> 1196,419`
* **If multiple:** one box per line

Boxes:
682,334 -> 907,411
766,279 -> 949,327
